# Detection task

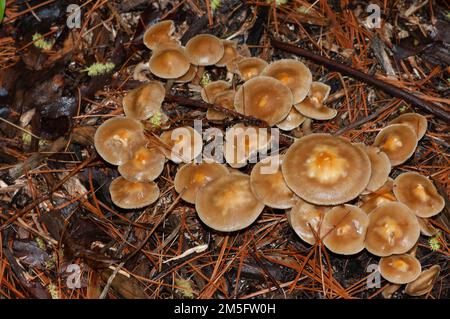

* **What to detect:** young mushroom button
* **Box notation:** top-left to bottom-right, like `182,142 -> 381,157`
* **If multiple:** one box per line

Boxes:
379,254 -> 422,285
123,81 -> 165,120
143,20 -> 176,51
185,34 -> 225,66
109,177 -> 160,209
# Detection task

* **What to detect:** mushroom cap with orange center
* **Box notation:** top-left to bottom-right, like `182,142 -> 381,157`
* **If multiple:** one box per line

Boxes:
276,107 -> 306,131
354,144 -> 391,193
174,162 -> 229,204
159,126 -> 203,163
201,80 -> 232,103
373,124 -> 418,166
94,117 -> 146,166
294,82 -> 336,120
405,265 -> 441,296
123,82 -> 165,120
388,113 -> 427,140
379,254 -> 422,284
118,146 -> 165,183
207,90 -> 236,121
282,134 -> 371,205
109,177 -> 160,209
185,34 -> 225,66
143,20 -> 176,50
365,202 -> 420,257
393,172 -> 445,218
215,40 -> 239,67
236,57 -> 268,81
195,174 -> 265,232
234,76 -> 293,126
149,43 -> 191,79
359,178 -> 397,214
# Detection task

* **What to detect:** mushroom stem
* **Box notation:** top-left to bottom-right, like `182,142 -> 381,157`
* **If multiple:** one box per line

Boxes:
302,118 -> 312,135
165,79 -> 174,92
192,66 -> 205,86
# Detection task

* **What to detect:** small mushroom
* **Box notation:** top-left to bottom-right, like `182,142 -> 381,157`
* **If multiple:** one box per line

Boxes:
215,40 -> 239,67
201,80 -> 232,103
123,81 -> 165,120
359,178 -> 396,214
282,134 -> 371,205
195,174 -> 265,232
236,57 -> 268,81
320,204 -> 369,255
373,124 -> 418,166
185,34 -> 225,66
133,62 -> 151,82
159,126 -> 203,163
94,117 -> 146,166
207,90 -> 235,121
365,202 -> 420,257
174,64 -> 198,83
388,113 -> 427,140
381,283 -> 402,299
379,254 -> 422,284
118,146 -> 165,183
405,265 -> 441,297
262,59 -> 312,104
250,155 -> 297,209
393,172 -> 445,218
417,217 -> 439,237
174,162 -> 229,204
276,107 -> 306,131
294,82 -> 336,120
109,177 -> 160,209
354,144 -> 391,193
234,76 -> 293,126
143,20 -> 176,50
149,43 -> 191,79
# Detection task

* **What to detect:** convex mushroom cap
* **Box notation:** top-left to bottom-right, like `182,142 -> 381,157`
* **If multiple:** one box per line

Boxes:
373,124 -> 417,166
143,20 -> 176,50
195,174 -> 265,232
123,81 -> 165,120
118,146 -> 165,183
379,254 -> 421,284
388,113 -> 427,140
282,134 -> 371,205
393,172 -> 445,218
159,126 -> 202,163
185,34 -> 225,66
174,64 -> 198,83
215,40 -> 239,67
207,90 -> 236,121
359,178 -> 396,214
276,107 -> 306,131
201,80 -> 231,103
149,43 -> 190,79
405,265 -> 441,296
109,177 -> 159,209
354,144 -> 391,193
236,57 -> 268,81
295,82 -> 336,120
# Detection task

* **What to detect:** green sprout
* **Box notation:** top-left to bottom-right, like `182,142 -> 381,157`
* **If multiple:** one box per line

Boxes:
266,0 -> 288,5
47,283 -> 60,299
428,232 -> 442,252
0,0 -> 6,24
211,0 -> 221,10
149,112 -> 163,127
35,237 -> 46,251
84,62 -> 115,77
32,33 -> 54,50
200,71 -> 211,87
175,278 -> 194,298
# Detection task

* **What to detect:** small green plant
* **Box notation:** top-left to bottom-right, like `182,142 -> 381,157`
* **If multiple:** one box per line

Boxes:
211,0 -> 221,10
84,62 -> 115,77
428,232 -> 442,251
0,0 -> 6,24
200,72 -> 211,87
47,283 -> 60,299
149,112 -> 163,127
32,33 -> 54,50
175,278 -> 194,298
266,0 -> 288,5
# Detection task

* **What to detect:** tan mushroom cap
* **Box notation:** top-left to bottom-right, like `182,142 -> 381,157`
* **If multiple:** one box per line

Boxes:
373,124 -> 418,166
143,20 -> 176,50
201,80 -> 232,103
215,40 -> 239,67
287,199 -> 330,245
174,64 -> 198,83
379,254 -> 422,284
250,155 -> 297,209
365,202 -> 420,257
359,178 -> 396,214
94,117 -> 146,166
109,177 -> 160,209
393,172 -> 445,218
320,204 -> 369,255
354,144 -> 391,193
234,76 -> 293,126
123,82 -> 165,120
118,146 -> 165,183
282,134 -> 371,205
405,265 -> 441,296
149,43 -> 190,79
236,57 -> 269,81
159,126 -> 203,163
195,174 -> 265,232
185,34 -> 225,66
262,59 -> 312,104
417,217 -> 439,237
207,90 -> 235,121
294,82 -> 336,120
174,162 -> 229,204
389,113 -> 427,140
276,107 -> 306,131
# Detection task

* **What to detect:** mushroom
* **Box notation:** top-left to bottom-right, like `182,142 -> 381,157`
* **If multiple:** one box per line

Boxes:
282,134 -> 371,205
143,20 -> 176,50
287,198 -> 330,245
250,155 -> 297,209
195,174 -> 265,232
201,80 -> 232,103
320,204 -> 369,255
373,124 -> 418,166
206,90 -> 235,121
123,81 -> 165,120
359,178 -> 396,214
174,162 -> 229,204
215,40 -> 239,67
417,217 -> 439,237
261,59 -> 312,104
109,177 -> 160,209
118,146 -> 165,183
393,172 -> 445,218
354,144 -> 391,193
159,126 -> 203,163
379,254 -> 422,284
388,113 -> 427,140
365,202 -> 420,257
276,107 -> 306,131
174,64 -> 198,83
236,57 -> 268,81
405,265 -> 441,297
94,117 -> 146,166
133,62 -> 151,82
294,82 -> 336,120
185,34 -> 225,66
234,76 -> 293,126
149,42 -> 191,79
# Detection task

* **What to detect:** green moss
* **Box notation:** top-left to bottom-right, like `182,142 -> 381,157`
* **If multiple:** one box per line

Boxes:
175,278 -> 194,298
84,62 -> 115,77
428,232 -> 442,251
32,33 -> 54,50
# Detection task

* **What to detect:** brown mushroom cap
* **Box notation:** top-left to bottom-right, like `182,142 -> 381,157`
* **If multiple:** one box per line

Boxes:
373,124 -> 418,166
206,90 -> 235,121
94,117 -> 146,166
282,134 -> 371,205
287,199 -> 330,245
118,146 -> 165,183
123,81 -> 165,120
379,254 -> 422,284
354,144 -> 391,193
174,162 -> 229,204
174,64 -> 198,83
201,80 -> 232,103
143,20 -> 176,50
359,178 -> 396,214
109,177 -> 160,209
294,82 -> 336,120
276,107 -> 306,131
159,126 -> 203,163
393,172 -> 445,218
365,202 -> 420,257
234,76 -> 293,126
250,155 -> 297,209
417,217 -> 439,237
195,174 -> 265,232
215,40 -> 239,67
320,204 -> 369,255
185,34 -> 225,66
262,59 -> 312,104
236,57 -> 268,81
388,113 -> 427,140
149,43 -> 190,79
405,265 -> 441,296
